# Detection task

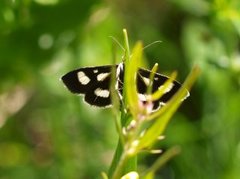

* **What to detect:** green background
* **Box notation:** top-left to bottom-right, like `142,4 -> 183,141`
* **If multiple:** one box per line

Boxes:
0,0 -> 240,178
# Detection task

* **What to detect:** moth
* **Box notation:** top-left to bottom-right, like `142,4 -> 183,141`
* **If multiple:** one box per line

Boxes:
61,62 -> 189,111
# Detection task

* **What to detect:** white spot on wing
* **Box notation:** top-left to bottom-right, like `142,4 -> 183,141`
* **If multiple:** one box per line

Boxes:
97,73 -> 110,81
93,69 -> 98,73
77,71 -> 90,85
158,82 -> 174,93
94,88 -> 110,98
142,77 -> 151,86
138,93 -> 147,101
138,93 -> 151,101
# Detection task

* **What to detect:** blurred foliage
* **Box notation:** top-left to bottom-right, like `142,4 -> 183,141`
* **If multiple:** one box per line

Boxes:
0,0 -> 240,178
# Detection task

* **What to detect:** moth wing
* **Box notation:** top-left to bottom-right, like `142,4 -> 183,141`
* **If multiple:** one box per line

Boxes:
61,65 -> 117,107
61,65 -> 113,94
84,74 -> 112,107
137,68 -> 183,110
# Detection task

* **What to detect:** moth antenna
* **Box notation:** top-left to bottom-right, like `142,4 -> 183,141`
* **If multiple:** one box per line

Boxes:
109,36 -> 125,52
143,40 -> 162,50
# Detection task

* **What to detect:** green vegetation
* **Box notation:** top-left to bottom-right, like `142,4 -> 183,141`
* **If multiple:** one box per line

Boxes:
106,31 -> 199,179
0,0 -> 240,178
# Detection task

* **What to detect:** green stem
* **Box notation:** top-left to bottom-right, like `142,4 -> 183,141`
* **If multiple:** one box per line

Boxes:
112,150 -> 129,179
108,112 -> 137,178
108,139 -> 124,178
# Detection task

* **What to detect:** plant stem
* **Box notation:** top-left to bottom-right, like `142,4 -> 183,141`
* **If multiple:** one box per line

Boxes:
108,111 -> 137,178
112,150 -> 129,179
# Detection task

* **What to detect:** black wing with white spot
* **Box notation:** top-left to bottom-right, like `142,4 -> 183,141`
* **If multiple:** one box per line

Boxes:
61,65 -> 118,107
137,68 -> 185,110
61,63 -> 188,109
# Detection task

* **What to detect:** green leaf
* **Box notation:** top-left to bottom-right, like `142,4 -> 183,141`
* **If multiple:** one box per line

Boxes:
125,41 -> 143,118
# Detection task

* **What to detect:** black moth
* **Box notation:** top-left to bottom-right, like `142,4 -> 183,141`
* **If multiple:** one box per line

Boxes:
61,63 -> 188,111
